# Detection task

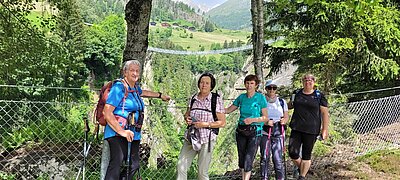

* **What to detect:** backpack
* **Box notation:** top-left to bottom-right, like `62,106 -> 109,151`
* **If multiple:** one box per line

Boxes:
278,97 -> 285,111
94,79 -> 129,126
189,92 -> 220,135
293,88 -> 321,104
292,88 -> 322,120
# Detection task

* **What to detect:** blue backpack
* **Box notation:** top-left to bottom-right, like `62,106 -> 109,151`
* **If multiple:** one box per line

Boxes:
278,97 -> 285,111
293,88 -> 322,104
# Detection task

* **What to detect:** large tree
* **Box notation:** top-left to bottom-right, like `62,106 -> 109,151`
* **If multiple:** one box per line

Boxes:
251,0 -> 265,83
124,0 -> 152,75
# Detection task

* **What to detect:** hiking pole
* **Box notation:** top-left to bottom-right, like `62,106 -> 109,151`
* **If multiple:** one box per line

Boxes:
263,121 -> 272,180
75,116 -> 91,180
126,112 -> 134,180
126,140 -> 131,180
280,123 -> 287,180
265,120 -> 273,156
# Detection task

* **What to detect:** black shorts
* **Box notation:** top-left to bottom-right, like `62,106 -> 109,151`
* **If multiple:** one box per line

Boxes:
236,132 -> 260,172
288,130 -> 317,160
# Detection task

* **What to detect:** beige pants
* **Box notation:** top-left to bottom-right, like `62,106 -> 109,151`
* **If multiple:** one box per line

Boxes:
176,140 -> 216,180
100,140 -> 110,180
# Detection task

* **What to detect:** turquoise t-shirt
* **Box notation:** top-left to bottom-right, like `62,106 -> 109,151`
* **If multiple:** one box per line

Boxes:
233,92 -> 267,134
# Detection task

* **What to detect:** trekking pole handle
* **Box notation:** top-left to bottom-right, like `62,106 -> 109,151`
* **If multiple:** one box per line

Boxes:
84,116 -> 90,133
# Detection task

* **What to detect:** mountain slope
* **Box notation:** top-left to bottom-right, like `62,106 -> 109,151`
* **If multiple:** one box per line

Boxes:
206,0 -> 251,30
173,0 -> 228,13
152,0 -> 205,26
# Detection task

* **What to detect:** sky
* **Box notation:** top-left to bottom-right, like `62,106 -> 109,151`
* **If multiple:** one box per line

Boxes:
193,0 -> 228,8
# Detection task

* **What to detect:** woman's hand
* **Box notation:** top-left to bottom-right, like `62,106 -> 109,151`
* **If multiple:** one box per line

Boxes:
192,121 -> 210,129
280,117 -> 287,125
267,119 -> 274,126
321,128 -> 328,140
243,118 -> 253,125
185,115 -> 193,125
118,130 -> 134,142
161,94 -> 171,101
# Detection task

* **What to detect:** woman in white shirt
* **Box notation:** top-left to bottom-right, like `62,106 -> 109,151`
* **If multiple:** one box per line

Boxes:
259,80 -> 289,180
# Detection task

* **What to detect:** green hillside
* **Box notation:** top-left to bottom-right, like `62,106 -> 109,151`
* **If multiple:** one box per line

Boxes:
149,25 -> 251,51
206,0 -> 251,30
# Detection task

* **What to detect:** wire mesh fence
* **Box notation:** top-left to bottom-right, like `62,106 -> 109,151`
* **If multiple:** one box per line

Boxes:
347,95 -> 400,154
0,87 -> 399,179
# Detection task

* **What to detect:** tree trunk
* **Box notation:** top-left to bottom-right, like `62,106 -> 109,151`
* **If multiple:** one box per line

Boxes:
124,0 -> 152,75
251,0 -> 264,85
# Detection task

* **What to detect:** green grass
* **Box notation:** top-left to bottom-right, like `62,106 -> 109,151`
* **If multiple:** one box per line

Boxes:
26,11 -> 46,27
150,26 -> 251,51
356,149 -> 400,175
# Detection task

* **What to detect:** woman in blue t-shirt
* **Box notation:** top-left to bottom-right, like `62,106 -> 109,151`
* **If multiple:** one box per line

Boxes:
103,60 -> 170,180
225,74 -> 271,180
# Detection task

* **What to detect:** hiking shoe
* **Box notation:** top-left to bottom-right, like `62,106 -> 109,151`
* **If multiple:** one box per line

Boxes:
293,167 -> 300,178
297,176 -> 305,180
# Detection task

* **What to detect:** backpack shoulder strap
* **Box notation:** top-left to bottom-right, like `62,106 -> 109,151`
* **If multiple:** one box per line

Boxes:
211,92 -> 220,135
292,88 -> 302,102
295,89 -> 302,95
189,93 -> 197,110
278,97 -> 284,110
314,89 -> 322,105
211,92 -> 219,121
117,79 -> 129,99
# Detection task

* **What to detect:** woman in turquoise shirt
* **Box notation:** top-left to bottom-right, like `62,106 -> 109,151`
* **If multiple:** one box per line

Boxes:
225,74 -> 272,180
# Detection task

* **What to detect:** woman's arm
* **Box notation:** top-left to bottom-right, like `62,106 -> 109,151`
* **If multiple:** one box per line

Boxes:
225,104 -> 238,114
183,108 -> 192,125
243,107 -> 272,125
320,106 -> 329,140
194,112 -> 226,129
141,90 -> 171,101
280,110 -> 289,125
103,104 -> 134,142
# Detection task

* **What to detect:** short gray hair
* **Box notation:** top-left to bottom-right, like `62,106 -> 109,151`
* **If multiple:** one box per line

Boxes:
123,60 -> 141,72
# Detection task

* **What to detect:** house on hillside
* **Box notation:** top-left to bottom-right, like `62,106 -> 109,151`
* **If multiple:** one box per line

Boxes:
172,23 -> 179,27
150,22 -> 156,26
161,22 -> 171,27
188,26 -> 196,32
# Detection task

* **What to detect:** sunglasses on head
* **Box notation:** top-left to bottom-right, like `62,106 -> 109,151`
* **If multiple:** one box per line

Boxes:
266,86 -> 277,90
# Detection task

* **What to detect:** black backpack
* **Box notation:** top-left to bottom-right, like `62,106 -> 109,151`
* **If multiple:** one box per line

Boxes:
189,92 -> 220,135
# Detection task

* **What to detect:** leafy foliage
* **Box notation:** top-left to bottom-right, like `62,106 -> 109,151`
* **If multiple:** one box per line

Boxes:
264,0 -> 400,97
0,0 -> 88,101
83,15 -> 126,87
204,20 -> 215,32
78,0 -> 125,23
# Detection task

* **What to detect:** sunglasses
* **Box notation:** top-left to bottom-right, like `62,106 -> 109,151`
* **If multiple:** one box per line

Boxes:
266,86 -> 277,90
